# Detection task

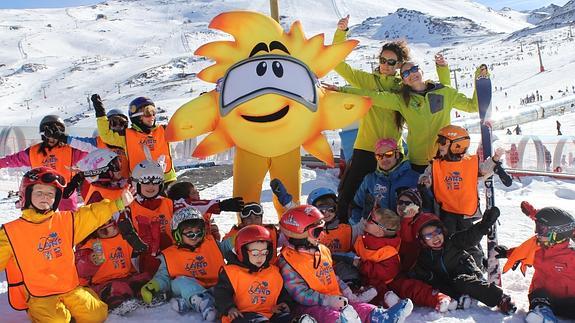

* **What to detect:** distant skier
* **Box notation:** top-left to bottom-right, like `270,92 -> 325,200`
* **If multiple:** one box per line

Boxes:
556,120 -> 562,136
514,124 -> 522,135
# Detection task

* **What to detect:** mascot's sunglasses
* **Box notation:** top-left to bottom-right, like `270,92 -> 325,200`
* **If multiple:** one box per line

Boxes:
241,203 -> 263,218
401,65 -> 420,79
218,54 -> 318,116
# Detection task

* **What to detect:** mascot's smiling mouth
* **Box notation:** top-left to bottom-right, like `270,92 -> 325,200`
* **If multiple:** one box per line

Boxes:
242,105 -> 289,122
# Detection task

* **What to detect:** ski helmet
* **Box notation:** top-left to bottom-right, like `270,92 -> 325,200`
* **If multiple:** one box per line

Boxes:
412,212 -> 445,244
535,207 -> 575,245
39,115 -> 65,142
131,158 -> 164,197
106,108 -> 128,120
75,149 -> 120,183
234,225 -> 273,263
171,206 -> 204,245
128,97 -> 155,122
19,167 -> 66,211
279,205 -> 325,240
437,125 -> 470,155
306,187 -> 337,206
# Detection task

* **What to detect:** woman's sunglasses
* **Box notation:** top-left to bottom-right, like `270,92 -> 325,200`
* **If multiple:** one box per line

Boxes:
379,57 -> 398,66
375,150 -> 396,159
401,65 -> 420,79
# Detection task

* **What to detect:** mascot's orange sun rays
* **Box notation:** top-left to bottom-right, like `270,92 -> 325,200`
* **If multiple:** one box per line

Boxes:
166,11 -> 371,216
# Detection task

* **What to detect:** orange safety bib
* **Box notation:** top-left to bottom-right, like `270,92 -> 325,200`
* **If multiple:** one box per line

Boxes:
96,137 -> 130,179
5,258 -> 28,310
83,235 -> 134,285
85,184 -> 125,205
125,127 -> 173,175
320,224 -> 353,253
29,143 -> 74,182
432,155 -> 479,216
162,236 -> 224,288
281,244 -> 341,296
221,264 -> 283,323
129,197 -> 174,242
3,212 -> 79,298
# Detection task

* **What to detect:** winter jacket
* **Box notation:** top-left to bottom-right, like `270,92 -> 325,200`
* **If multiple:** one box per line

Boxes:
351,159 -> 419,223
213,252 -> 293,317
357,233 -> 401,289
530,241 -> 575,299
340,83 -> 478,166
96,116 -> 176,182
410,216 -> 495,283
398,216 -> 421,272
332,29 -> 452,153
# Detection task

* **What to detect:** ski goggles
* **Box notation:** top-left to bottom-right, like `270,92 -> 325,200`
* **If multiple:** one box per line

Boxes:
181,229 -> 205,240
241,203 -> 264,218
109,117 -> 128,130
305,220 -> 325,239
317,205 -> 336,214
535,221 -> 575,237
247,248 -> 270,257
422,227 -> 443,240
401,65 -> 420,79
26,171 -> 66,186
375,150 -> 397,159
40,122 -> 65,134
217,54 -> 318,116
83,158 -> 121,177
138,177 -> 163,185
379,57 -> 398,66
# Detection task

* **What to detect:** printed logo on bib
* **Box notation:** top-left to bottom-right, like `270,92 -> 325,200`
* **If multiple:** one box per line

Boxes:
37,232 -> 63,261
139,136 -> 157,151
184,255 -> 209,277
315,262 -> 334,286
109,246 -> 128,269
444,171 -> 463,190
248,280 -> 271,305
42,154 -> 58,169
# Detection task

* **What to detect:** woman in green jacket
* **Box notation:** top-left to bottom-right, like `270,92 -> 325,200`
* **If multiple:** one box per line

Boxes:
326,61 -> 479,173
332,15 -> 451,221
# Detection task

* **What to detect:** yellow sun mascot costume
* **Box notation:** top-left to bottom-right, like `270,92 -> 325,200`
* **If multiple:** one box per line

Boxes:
166,11 -> 371,217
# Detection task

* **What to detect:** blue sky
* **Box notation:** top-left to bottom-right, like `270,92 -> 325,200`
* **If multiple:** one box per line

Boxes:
0,0 -> 570,11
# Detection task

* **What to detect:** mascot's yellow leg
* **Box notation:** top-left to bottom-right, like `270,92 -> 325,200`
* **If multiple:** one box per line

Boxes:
233,148 -> 301,222
270,148 -> 301,219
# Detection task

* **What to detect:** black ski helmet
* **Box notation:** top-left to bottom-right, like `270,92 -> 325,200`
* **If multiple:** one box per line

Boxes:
39,115 -> 65,133
535,207 -> 575,243
106,108 -> 128,120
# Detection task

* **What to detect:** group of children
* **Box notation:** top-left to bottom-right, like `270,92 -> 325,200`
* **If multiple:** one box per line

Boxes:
0,95 -> 573,323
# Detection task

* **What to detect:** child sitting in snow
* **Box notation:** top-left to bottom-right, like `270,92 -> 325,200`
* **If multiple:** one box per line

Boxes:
75,219 -> 150,309
167,180 -> 245,242
220,202 -> 279,262
496,203 -> 575,322
139,206 -> 224,321
410,208 -> 517,315
214,225 -> 293,323
277,205 -> 413,323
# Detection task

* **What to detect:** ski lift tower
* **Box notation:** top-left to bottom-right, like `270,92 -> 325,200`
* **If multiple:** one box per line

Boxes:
535,40 -> 544,73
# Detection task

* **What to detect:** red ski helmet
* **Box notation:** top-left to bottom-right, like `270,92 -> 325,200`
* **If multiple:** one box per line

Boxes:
279,205 -> 325,239
234,225 -> 273,262
19,167 -> 66,211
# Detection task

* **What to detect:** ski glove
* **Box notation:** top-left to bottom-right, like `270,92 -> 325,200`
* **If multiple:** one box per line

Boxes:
140,279 -> 161,304
91,94 -> 106,117
520,201 -> 538,220
270,178 -> 292,206
219,197 -> 244,212
494,161 -> 513,187
117,214 -> 149,254
63,173 -> 84,199
481,207 -> 500,226
494,245 -> 509,259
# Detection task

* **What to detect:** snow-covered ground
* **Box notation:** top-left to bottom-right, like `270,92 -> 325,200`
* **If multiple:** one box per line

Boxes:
1,0 -> 575,321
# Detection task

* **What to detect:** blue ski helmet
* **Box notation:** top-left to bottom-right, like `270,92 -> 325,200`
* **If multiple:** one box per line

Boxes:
128,97 -> 155,123
307,187 -> 337,206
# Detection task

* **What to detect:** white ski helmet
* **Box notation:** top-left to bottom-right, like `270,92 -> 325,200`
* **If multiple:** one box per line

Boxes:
75,148 -> 119,183
171,206 -> 204,244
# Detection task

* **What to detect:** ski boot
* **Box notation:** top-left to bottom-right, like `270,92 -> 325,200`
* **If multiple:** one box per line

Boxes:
525,305 -> 558,323
189,292 -> 217,321
370,299 -> 413,323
